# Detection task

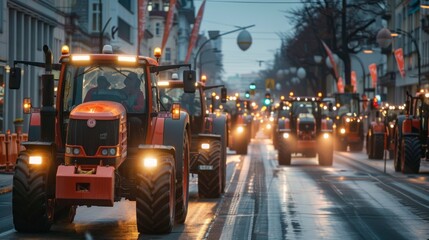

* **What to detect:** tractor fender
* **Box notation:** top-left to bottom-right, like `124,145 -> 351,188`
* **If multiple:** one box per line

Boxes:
212,115 -> 227,137
370,121 -> 385,134
402,117 -> 420,135
277,118 -> 290,131
28,109 -> 41,141
163,111 -> 190,181
212,115 -> 228,154
321,118 -> 333,131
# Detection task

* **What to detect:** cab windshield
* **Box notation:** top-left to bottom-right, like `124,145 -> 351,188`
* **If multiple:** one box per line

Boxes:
61,65 -> 147,113
159,87 -> 202,116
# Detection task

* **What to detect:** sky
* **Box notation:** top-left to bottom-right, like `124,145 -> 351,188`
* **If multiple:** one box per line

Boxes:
194,0 -> 303,78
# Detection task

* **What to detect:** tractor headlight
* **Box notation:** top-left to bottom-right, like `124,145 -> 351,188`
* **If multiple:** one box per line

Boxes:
266,124 -> 272,129
65,147 -> 72,154
390,124 -> 394,129
109,148 -> 116,156
340,128 -> 346,134
143,157 -> 158,168
283,133 -> 289,139
29,156 -> 42,165
323,133 -> 329,139
101,149 -> 109,156
73,148 -> 81,155
237,126 -> 244,133
201,143 -> 210,150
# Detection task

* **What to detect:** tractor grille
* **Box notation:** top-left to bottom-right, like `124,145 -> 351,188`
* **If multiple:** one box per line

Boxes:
299,122 -> 314,133
349,121 -> 358,132
67,119 -> 119,156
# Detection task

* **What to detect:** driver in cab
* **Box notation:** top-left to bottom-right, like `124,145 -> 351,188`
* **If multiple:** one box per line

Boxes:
121,72 -> 145,112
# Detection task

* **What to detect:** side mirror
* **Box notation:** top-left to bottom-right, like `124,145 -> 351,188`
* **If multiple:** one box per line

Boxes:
9,67 -> 21,89
183,70 -> 196,93
220,87 -> 227,103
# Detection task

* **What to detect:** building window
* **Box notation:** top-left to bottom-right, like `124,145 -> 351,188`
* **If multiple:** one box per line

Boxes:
118,17 -> 131,43
119,0 -> 132,12
165,48 -> 171,61
155,22 -> 160,36
92,3 -> 101,32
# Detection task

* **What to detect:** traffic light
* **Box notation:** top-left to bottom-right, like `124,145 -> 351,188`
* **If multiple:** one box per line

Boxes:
264,92 -> 271,106
370,97 -> 379,110
245,91 -> 250,99
249,83 -> 256,90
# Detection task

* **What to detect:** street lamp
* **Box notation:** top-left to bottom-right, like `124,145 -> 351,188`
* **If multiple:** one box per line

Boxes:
376,27 -> 421,89
193,25 -> 255,77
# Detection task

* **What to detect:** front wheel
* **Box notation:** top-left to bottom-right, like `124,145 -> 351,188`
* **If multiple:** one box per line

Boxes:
13,151 -> 53,232
136,153 -> 176,234
175,131 -> 190,224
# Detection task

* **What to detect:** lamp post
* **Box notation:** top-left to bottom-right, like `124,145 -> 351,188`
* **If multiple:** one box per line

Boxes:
377,27 -> 421,89
193,24 -> 255,76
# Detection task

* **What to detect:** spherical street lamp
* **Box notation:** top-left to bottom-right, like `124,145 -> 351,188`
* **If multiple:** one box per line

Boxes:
297,67 -> 306,80
376,28 -> 393,48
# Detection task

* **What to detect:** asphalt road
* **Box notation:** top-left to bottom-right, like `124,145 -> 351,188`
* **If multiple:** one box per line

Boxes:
0,134 -> 428,240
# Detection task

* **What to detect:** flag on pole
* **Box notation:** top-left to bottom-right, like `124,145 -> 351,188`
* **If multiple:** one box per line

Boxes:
351,71 -> 357,93
369,63 -> 378,88
137,0 -> 149,55
185,0 -> 206,64
337,77 -> 344,93
321,40 -> 339,79
394,48 -> 406,79
161,0 -> 177,53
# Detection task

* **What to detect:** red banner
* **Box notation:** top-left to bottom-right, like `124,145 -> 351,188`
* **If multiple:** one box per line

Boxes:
321,40 -> 339,79
337,77 -> 344,93
394,48 -> 406,79
369,63 -> 378,88
185,0 -> 206,64
137,0 -> 148,55
351,71 -> 357,93
161,0 -> 177,53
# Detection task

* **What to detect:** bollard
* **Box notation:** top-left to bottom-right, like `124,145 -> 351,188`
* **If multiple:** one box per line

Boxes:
4,130 -> 10,172
0,134 -> 5,168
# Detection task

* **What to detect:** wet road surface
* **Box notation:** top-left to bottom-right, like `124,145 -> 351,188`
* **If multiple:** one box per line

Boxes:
0,134 -> 428,239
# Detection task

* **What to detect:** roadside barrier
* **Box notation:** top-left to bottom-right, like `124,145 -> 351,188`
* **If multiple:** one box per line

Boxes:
0,131 -> 28,173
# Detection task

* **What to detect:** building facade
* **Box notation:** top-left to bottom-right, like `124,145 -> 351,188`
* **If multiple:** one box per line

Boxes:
0,0 -> 200,133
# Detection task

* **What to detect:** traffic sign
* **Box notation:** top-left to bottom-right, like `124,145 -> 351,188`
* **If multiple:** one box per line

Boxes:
265,78 -> 275,89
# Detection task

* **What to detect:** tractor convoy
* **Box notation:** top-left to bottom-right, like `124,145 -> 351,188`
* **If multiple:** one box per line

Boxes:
7,44 -> 428,236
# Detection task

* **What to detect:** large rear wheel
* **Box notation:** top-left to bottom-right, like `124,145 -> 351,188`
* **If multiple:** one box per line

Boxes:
393,126 -> 401,172
278,138 -> 291,166
13,151 -> 53,232
136,153 -> 176,234
175,131 -> 190,224
402,136 -> 421,174
372,134 -> 385,160
197,139 -> 222,198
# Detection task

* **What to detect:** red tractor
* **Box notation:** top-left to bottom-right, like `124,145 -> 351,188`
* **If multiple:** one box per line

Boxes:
393,91 -> 429,173
366,104 -> 405,159
277,95 -> 334,166
9,45 -> 192,234
158,78 -> 228,198
333,93 -> 365,151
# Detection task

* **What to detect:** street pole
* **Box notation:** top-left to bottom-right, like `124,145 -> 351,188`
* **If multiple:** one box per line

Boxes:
341,0 -> 352,91
193,24 -> 255,74
396,28 -> 421,89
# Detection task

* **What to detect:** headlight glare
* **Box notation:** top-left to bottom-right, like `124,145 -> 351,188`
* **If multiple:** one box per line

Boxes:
143,157 -> 158,168
323,133 -> 329,139
340,128 -> 346,134
201,143 -> 210,150
283,133 -> 289,139
29,156 -> 42,165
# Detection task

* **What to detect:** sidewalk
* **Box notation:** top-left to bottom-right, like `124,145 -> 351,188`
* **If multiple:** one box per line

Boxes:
0,172 -> 13,195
